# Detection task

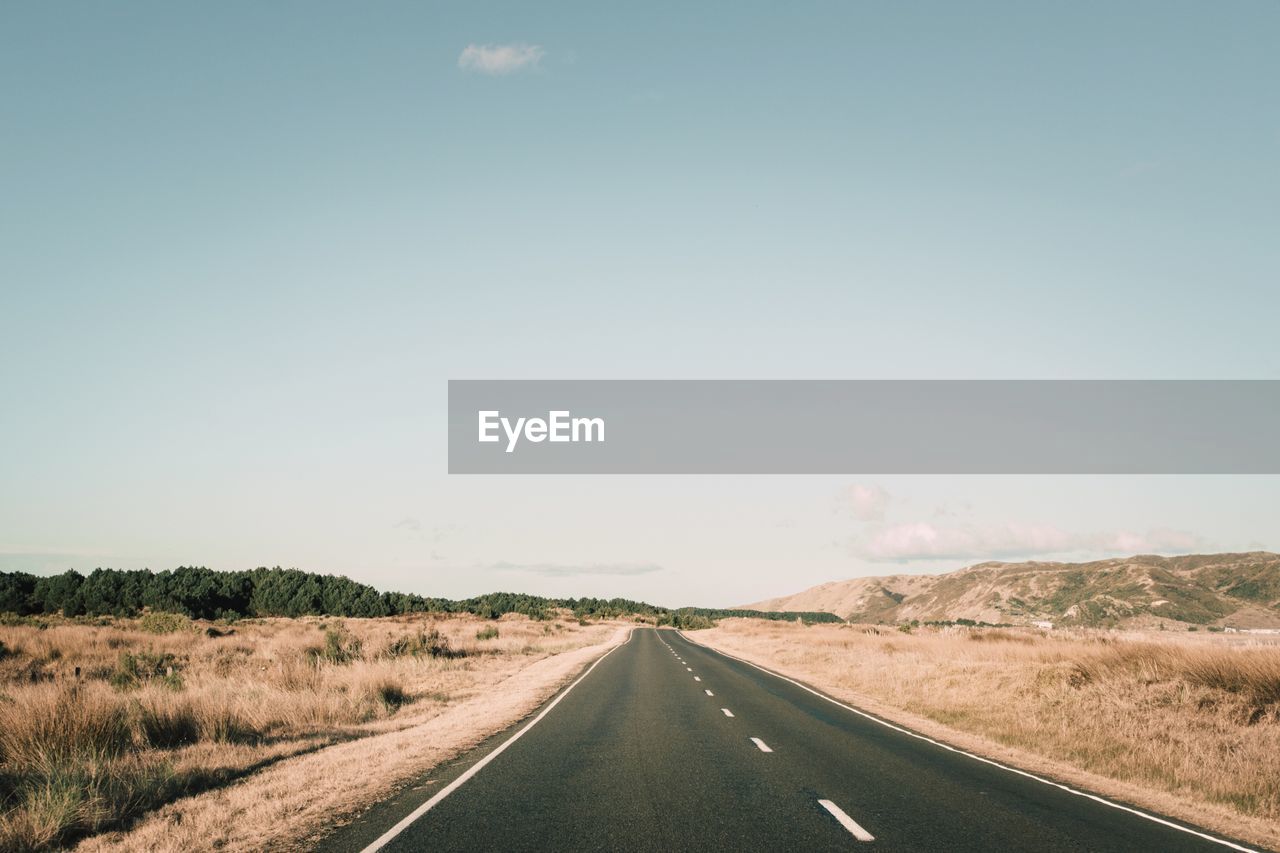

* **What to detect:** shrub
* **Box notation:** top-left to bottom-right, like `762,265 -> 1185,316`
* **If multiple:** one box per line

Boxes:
109,651 -> 184,691
370,680 -> 410,712
311,625 -> 363,665
384,627 -> 458,659
475,626 -> 500,641
138,612 -> 192,634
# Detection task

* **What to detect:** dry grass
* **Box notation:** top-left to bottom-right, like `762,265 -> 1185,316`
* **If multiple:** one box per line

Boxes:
695,620 -> 1280,850
0,613 -> 610,851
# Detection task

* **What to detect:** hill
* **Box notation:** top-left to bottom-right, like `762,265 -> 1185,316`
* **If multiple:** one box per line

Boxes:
747,552 -> 1280,628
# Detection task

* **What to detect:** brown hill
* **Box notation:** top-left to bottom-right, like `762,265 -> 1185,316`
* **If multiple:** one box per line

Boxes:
747,552 -> 1280,628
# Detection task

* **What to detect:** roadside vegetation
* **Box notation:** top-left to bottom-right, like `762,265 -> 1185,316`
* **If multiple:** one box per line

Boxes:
696,619 -> 1280,847
0,612 -> 603,851
0,566 -> 837,625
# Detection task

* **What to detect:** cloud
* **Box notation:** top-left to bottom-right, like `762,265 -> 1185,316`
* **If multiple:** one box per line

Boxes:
392,517 -> 422,533
458,43 -> 544,75
843,484 -> 890,522
1093,527 -> 1202,554
488,561 -> 663,578
857,522 -> 1204,563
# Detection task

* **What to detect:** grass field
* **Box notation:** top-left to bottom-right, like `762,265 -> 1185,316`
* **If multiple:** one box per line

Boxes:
0,612 -> 614,851
695,619 -> 1280,850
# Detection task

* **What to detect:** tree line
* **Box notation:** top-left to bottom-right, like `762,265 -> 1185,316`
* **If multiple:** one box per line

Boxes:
0,567 -> 842,625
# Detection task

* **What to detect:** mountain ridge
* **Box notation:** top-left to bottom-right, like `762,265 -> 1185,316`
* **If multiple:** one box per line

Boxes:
746,551 -> 1280,628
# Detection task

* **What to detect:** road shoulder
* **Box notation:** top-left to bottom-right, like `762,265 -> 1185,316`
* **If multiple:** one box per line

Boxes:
688,628 -> 1280,853
75,625 -> 633,853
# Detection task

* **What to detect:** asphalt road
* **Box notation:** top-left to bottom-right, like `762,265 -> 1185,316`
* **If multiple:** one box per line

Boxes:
323,627 -> 1261,853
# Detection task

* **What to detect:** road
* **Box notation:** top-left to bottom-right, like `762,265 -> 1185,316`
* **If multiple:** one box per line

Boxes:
323,627 -> 1260,853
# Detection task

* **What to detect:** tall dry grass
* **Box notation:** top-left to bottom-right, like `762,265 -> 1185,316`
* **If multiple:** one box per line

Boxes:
697,621 -> 1280,831
0,613 -> 596,851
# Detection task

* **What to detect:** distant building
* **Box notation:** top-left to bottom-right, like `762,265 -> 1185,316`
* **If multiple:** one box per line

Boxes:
1032,620 -> 1054,630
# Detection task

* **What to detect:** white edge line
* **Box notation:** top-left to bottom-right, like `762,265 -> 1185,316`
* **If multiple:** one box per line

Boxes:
819,799 -> 875,842
676,632 -> 1256,853
750,736 -> 773,753
360,628 -> 635,853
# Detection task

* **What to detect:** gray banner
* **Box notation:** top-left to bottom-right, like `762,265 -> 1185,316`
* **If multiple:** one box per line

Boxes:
447,380 -> 1280,474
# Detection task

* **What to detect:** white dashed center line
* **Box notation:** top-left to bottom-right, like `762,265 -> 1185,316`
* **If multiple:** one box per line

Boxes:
694,676 -> 701,682
704,689 -> 714,696
819,799 -> 875,842
750,737 -> 773,753
721,708 -> 734,717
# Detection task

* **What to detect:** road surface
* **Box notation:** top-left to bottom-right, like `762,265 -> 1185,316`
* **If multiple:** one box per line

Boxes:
322,627 -> 1259,852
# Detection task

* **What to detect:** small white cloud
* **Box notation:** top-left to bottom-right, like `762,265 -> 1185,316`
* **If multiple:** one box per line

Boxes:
843,484 -> 890,522
458,43 -> 545,75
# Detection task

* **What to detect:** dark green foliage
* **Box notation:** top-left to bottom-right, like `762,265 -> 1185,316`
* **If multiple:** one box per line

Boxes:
0,571 -> 37,614
923,618 -> 1015,628
659,611 -> 716,630
0,568 -> 844,628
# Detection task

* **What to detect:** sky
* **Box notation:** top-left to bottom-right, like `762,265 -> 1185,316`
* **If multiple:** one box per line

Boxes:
2,2 -> 1278,606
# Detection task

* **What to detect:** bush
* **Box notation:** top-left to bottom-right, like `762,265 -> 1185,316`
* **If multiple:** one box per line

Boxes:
138,612 -> 192,634
311,625 -> 363,665
384,627 -> 458,659
371,680 -> 410,712
475,626 -> 500,641
109,651 -> 184,691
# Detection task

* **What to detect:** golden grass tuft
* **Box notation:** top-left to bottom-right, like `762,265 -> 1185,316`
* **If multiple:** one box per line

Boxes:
0,613 -> 604,850
697,619 -> 1280,838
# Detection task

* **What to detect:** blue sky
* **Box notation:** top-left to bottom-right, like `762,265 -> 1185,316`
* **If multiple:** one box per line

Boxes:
2,2 -> 1278,605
